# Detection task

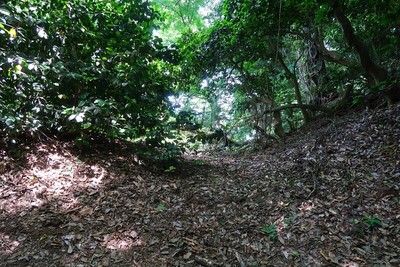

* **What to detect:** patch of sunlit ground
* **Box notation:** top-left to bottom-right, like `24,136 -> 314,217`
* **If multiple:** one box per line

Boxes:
0,143 -> 146,264
102,230 -> 143,251
0,233 -> 20,255
0,142 -> 150,264
0,145 -> 109,215
299,201 -> 315,212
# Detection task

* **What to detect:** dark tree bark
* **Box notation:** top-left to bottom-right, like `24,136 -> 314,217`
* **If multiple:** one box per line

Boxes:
331,1 -> 400,104
276,53 -> 311,123
304,27 -> 327,92
272,110 -> 285,139
331,2 -> 388,84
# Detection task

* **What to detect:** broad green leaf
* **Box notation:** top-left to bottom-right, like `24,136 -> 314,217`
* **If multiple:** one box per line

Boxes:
94,99 -> 107,107
9,28 -> 16,38
75,113 -> 85,123
0,8 -> 10,16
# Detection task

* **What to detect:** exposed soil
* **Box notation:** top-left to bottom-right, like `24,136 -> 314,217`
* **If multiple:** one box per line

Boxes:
0,106 -> 399,267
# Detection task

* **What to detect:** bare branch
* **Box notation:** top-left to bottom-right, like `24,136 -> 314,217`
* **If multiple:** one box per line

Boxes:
264,104 -> 332,115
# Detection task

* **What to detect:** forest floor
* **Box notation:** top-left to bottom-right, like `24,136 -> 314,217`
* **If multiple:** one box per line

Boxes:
0,105 -> 399,267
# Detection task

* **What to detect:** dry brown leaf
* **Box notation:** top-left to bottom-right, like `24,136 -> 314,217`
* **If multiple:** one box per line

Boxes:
79,206 -> 94,216
278,235 -> 285,244
70,214 -> 80,221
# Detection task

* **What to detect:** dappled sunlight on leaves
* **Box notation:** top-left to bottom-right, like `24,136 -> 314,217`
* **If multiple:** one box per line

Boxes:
0,145 -> 109,215
0,233 -> 20,255
0,107 -> 399,266
103,230 -> 144,251
299,201 -> 315,212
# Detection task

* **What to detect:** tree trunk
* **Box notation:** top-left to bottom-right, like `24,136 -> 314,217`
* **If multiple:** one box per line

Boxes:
277,53 -> 311,123
332,2 -> 387,84
272,110 -> 285,139
208,94 -> 221,129
304,27 -> 327,92
331,2 -> 400,105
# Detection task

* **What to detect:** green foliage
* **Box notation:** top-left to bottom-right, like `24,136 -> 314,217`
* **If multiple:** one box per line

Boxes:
175,110 -> 201,130
2,0 -> 399,149
283,213 -> 298,225
156,203 -> 167,212
164,165 -> 176,173
362,216 -> 382,229
354,216 -> 382,232
0,0 -> 180,154
194,159 -> 205,165
151,0 -> 209,43
176,0 -> 400,142
262,223 -> 278,240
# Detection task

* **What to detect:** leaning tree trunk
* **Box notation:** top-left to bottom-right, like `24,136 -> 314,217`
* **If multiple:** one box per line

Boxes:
331,2 -> 400,104
332,2 -> 388,84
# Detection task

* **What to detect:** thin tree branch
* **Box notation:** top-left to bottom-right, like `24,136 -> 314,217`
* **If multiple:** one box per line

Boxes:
263,104 -> 332,115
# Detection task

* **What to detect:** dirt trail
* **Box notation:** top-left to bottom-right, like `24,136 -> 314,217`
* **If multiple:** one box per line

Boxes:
0,106 -> 399,266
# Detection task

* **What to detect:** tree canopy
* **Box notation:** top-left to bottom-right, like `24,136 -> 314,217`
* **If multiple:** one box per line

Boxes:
179,0 -> 400,142
1,0 -> 399,155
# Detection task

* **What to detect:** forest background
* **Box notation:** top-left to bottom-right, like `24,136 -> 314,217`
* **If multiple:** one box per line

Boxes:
1,0 -> 399,158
